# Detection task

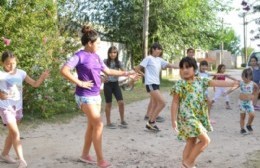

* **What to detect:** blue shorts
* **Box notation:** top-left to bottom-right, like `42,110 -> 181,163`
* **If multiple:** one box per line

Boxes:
75,95 -> 102,108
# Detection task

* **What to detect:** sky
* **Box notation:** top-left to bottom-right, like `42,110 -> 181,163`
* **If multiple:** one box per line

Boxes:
219,0 -> 260,50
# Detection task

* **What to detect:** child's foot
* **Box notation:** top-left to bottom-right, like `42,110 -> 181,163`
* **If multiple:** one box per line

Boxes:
226,104 -> 232,110
79,155 -> 96,164
97,160 -> 111,168
182,162 -> 196,168
240,128 -> 248,135
0,154 -> 17,164
18,160 -> 27,168
106,123 -> 117,129
246,125 -> 253,132
210,119 -> 216,124
119,121 -> 128,128
145,121 -> 160,132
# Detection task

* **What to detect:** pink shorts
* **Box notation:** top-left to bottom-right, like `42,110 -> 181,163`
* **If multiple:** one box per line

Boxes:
0,107 -> 23,125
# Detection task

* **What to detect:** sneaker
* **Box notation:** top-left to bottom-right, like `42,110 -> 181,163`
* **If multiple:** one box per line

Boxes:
145,122 -> 160,131
106,123 -> 117,129
254,105 -> 260,110
119,121 -> 128,128
0,154 -> 17,164
246,125 -> 253,132
240,128 -> 247,135
18,160 -> 27,168
144,115 -> 165,123
97,160 -> 111,168
79,155 -> 96,164
156,116 -> 165,123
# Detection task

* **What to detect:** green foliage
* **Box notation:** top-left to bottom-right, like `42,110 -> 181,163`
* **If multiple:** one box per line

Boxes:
58,0 -> 233,64
0,0 -> 79,119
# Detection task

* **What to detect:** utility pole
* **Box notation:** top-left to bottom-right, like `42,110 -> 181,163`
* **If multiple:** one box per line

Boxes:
243,13 -> 247,63
142,0 -> 149,58
220,18 -> 224,64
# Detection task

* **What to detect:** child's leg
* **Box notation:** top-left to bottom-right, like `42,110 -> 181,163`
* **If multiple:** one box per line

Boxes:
117,100 -> 124,122
240,113 -> 246,129
5,122 -> 25,162
2,130 -> 13,156
149,90 -> 165,122
183,133 -> 210,167
247,112 -> 255,126
81,120 -> 93,159
145,98 -> 152,118
182,138 -> 196,163
105,103 -> 112,125
81,103 -> 106,164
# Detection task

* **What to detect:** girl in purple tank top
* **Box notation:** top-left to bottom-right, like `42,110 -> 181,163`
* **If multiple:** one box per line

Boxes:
60,25 -> 138,168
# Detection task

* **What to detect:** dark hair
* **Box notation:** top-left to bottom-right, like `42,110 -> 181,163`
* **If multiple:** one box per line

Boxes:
250,55 -> 258,62
81,25 -> 99,46
1,51 -> 15,62
179,57 -> 197,70
242,68 -> 253,80
149,42 -> 163,56
200,60 -> 208,67
106,46 -> 120,69
216,64 -> 225,73
187,48 -> 195,53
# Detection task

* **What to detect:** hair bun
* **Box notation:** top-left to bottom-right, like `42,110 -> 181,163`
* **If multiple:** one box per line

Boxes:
81,25 -> 92,34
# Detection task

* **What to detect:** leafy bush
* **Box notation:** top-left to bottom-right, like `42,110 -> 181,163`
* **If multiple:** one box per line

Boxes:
0,0 -> 80,119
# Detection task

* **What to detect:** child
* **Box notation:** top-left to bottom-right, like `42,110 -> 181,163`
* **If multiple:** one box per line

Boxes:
225,68 -> 257,134
171,57 -> 238,168
211,64 -> 237,110
249,56 -> 260,109
103,46 -> 128,129
134,42 -> 177,131
60,25 -> 137,168
198,60 -> 214,123
0,51 -> 49,168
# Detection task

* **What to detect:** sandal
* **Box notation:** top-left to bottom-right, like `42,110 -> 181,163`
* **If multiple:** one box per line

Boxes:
0,154 -> 17,164
97,160 -> 111,168
18,160 -> 27,168
79,155 -> 96,164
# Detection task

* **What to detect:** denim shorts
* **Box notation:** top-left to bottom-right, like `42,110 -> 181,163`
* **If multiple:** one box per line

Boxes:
75,95 -> 102,108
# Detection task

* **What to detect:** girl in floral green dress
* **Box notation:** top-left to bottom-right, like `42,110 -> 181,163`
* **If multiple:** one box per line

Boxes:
171,57 -> 239,168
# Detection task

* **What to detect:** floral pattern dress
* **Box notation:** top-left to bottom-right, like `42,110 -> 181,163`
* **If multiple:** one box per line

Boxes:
171,77 -> 213,141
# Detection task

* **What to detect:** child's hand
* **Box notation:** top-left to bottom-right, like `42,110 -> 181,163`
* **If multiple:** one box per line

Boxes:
129,73 -> 142,82
41,70 -> 50,80
81,80 -> 94,89
0,91 -> 9,100
172,121 -> 179,133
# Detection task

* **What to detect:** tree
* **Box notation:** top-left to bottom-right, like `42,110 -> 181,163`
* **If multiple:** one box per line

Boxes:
58,0 -> 233,63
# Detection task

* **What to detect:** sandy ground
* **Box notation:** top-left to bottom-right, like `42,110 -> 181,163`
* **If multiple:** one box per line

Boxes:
1,70 -> 260,168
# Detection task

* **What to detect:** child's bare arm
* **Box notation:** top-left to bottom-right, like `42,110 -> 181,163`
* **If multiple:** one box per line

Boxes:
225,75 -> 237,81
224,86 -> 240,96
25,70 -> 50,88
165,63 -> 179,69
209,80 -> 239,88
133,65 -> 145,76
171,93 -> 179,133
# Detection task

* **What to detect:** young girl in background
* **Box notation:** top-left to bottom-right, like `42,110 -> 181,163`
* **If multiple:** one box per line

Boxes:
134,42 -> 177,131
198,60 -> 215,124
225,68 -> 257,134
171,57 -> 239,168
60,25 -> 137,168
0,51 -> 49,168
249,56 -> 260,109
211,64 -> 237,110
103,46 -> 128,129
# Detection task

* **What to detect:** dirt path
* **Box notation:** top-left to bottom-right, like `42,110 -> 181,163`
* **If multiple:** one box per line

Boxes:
1,77 -> 260,168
